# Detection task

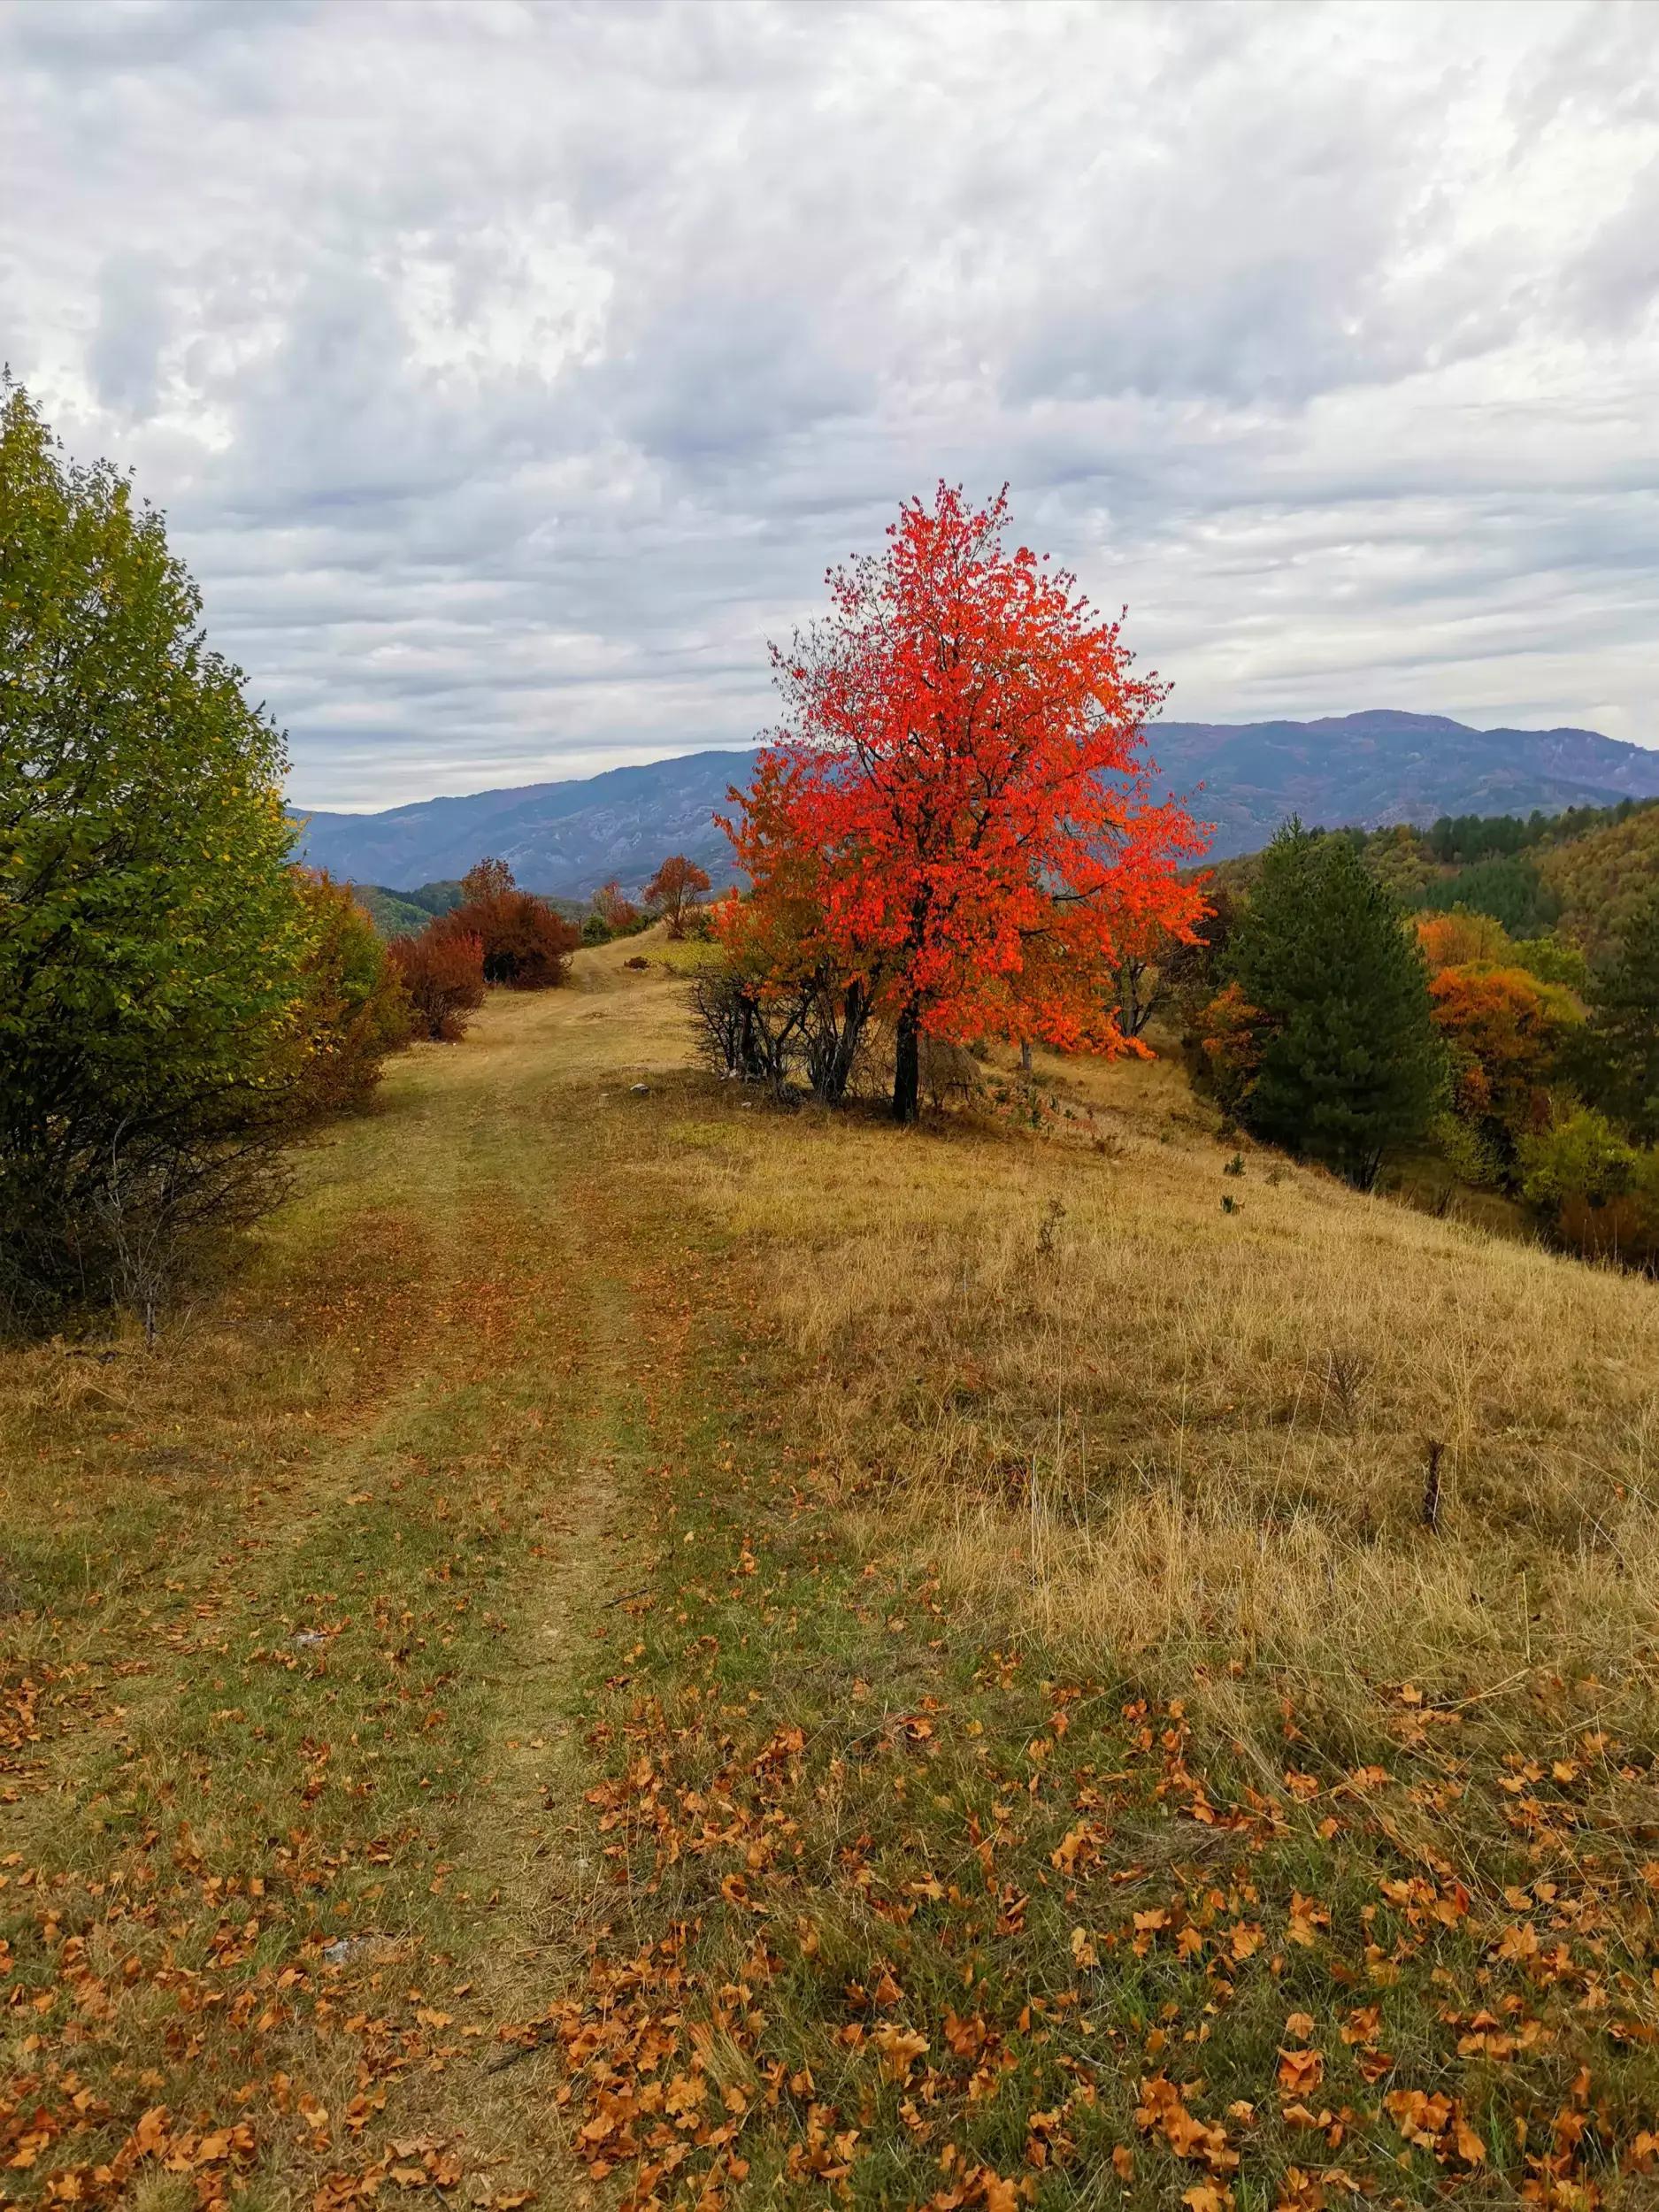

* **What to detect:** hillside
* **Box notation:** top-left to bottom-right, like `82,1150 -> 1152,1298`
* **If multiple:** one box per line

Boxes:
349,880 -> 434,937
295,749 -> 755,899
290,711 -> 1659,895
1537,803 -> 1659,956
5,949 -> 1658,2205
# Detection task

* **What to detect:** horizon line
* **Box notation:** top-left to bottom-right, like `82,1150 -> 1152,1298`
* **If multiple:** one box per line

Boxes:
288,707 -> 1652,818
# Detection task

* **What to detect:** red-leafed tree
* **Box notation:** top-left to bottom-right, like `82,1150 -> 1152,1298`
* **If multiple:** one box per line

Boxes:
643,854 -> 713,938
718,484 -> 1209,1120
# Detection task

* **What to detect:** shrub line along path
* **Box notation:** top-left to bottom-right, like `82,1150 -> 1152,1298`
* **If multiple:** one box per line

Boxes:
6,934 -> 1659,2210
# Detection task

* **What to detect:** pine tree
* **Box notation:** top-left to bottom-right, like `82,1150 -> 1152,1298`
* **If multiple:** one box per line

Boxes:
1577,888 -> 1659,1143
1227,821 -> 1444,1187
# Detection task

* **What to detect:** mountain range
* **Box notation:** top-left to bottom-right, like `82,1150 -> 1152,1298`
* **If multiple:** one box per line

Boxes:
289,710 -> 1659,897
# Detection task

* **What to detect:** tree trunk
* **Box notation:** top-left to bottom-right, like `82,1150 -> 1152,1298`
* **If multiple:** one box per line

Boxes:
737,996 -> 765,1082
1020,1038 -> 1033,1076
893,1004 -> 921,1124
822,979 -> 867,1105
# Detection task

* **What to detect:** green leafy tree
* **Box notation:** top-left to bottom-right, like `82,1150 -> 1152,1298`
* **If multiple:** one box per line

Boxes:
1,377 -> 308,1322
1225,822 -> 1444,1187
1575,887 -> 1659,1143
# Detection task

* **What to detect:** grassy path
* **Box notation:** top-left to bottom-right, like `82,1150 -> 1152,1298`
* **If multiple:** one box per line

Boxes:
0,948 -> 695,2207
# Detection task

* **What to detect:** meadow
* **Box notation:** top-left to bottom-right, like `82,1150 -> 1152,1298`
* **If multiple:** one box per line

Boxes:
3,934 -> 1656,2208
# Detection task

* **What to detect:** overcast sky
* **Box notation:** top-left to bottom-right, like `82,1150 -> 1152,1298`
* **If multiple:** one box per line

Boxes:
5,0 -> 1657,809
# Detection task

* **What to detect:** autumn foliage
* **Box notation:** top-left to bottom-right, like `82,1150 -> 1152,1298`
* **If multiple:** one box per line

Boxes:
286,870 -> 412,1116
385,861 -> 575,1037
1427,964 -> 1570,1141
388,926 -> 487,1041
1415,909 -> 1516,974
437,890 -> 577,989
460,856 -> 515,902
588,879 -> 644,940
643,853 -> 713,937
424,859 -> 580,990
718,484 -> 1208,1119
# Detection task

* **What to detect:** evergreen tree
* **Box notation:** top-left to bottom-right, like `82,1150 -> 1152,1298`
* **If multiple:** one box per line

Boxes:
1227,821 -> 1444,1187
1,377 -> 307,1320
1577,888 -> 1659,1143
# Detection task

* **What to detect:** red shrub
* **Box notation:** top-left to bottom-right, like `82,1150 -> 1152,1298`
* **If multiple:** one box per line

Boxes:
388,926 -> 487,1041
435,890 -> 579,989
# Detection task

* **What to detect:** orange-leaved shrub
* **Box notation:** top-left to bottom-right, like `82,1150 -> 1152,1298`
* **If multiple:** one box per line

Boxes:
1193,980 -> 1270,1118
388,926 -> 487,1041
1427,964 -> 1577,1145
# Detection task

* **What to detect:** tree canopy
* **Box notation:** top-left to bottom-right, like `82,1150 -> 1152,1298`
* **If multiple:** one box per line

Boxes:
0,377 -> 309,1315
720,484 -> 1208,1120
1576,888 -> 1659,1145
644,854 -> 713,938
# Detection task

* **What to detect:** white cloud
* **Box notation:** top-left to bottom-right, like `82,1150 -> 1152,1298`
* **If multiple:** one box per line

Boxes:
4,0 -> 1655,806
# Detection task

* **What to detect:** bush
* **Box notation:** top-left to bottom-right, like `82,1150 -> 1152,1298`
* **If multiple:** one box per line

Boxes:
1190,981 -> 1266,1118
1,377 -> 308,1328
1427,1109 -> 1505,1191
590,879 -> 644,937
435,889 -> 578,988
288,871 -> 411,1117
1517,1106 -> 1659,1271
688,952 -> 878,1106
388,927 -> 487,1041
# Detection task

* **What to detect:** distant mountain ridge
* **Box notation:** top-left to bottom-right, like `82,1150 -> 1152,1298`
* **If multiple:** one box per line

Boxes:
289,710 -> 1659,896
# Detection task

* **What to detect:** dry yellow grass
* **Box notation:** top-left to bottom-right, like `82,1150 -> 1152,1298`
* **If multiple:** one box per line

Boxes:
545,975 -> 1659,2203
654,1036 -> 1659,1735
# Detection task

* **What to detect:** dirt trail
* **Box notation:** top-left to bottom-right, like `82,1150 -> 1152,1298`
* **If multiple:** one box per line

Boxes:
0,942 -> 699,2205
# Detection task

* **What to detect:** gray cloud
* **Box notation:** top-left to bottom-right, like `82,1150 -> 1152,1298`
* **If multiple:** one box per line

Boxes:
3,0 -> 1656,807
